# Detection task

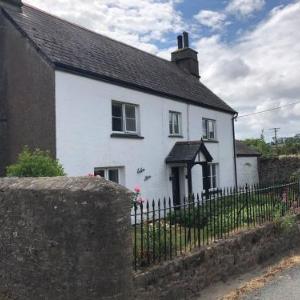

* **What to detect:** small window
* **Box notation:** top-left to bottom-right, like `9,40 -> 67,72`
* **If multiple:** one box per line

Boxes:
94,168 -> 120,184
112,101 -> 138,134
203,164 -> 218,190
202,119 -> 216,140
169,111 -> 182,136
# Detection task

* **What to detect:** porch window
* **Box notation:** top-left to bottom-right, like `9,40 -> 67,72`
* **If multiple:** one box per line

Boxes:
94,167 -> 120,184
203,163 -> 218,190
112,101 -> 138,133
202,118 -> 216,140
169,111 -> 182,136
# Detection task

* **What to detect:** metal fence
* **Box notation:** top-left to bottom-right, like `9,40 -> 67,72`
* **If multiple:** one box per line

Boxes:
132,181 -> 300,270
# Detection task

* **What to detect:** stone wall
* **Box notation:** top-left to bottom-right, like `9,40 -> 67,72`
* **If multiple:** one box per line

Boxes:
258,157 -> 300,185
134,220 -> 300,300
0,177 -> 132,300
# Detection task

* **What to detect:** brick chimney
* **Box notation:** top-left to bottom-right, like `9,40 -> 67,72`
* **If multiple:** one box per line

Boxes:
0,0 -> 23,9
171,32 -> 200,79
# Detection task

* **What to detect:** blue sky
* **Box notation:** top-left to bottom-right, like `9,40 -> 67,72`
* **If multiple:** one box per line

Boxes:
25,0 -> 300,141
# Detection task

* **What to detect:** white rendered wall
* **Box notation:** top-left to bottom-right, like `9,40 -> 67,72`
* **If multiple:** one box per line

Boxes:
55,70 -> 236,201
236,156 -> 259,187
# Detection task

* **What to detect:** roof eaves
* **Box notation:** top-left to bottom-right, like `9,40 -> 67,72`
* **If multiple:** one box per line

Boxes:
55,62 -> 237,115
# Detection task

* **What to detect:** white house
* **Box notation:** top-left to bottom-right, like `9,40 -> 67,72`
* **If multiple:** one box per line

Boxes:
0,0 -> 238,203
236,140 -> 261,187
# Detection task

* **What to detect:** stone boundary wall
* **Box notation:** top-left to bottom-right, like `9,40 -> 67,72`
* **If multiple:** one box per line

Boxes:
134,220 -> 300,300
258,157 -> 300,185
0,177 -> 133,300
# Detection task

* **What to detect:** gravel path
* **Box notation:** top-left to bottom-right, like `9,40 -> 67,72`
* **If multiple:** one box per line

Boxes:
244,265 -> 300,300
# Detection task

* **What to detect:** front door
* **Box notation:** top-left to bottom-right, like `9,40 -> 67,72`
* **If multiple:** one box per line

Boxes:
171,167 -> 181,207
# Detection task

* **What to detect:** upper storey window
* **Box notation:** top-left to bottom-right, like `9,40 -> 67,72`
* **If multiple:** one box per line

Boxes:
202,118 -> 216,140
169,111 -> 182,136
112,101 -> 138,134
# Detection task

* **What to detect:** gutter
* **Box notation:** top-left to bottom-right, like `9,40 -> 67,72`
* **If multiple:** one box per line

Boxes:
232,112 -> 238,188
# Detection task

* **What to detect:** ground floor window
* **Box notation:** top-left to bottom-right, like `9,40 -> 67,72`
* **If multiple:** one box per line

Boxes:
94,167 -> 120,184
202,163 -> 218,190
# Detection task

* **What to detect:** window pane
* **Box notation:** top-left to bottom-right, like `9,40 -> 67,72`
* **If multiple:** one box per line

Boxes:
169,122 -> 173,134
212,176 -> 217,188
94,169 -> 105,177
169,112 -> 173,134
108,169 -> 119,183
208,120 -> 215,139
112,117 -> 123,131
202,119 -> 207,139
112,103 -> 122,117
126,118 -> 136,132
211,164 -> 216,176
174,114 -> 179,134
125,105 -> 136,119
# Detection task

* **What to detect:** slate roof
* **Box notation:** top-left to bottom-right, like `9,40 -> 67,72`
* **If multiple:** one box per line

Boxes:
2,4 -> 236,114
235,140 -> 261,157
166,141 -> 213,164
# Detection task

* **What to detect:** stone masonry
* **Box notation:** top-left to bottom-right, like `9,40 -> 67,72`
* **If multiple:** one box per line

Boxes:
259,157 -> 300,185
0,177 -> 133,300
134,220 -> 300,300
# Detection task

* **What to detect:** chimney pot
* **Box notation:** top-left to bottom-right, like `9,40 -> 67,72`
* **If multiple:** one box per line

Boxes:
183,31 -> 189,48
177,35 -> 183,49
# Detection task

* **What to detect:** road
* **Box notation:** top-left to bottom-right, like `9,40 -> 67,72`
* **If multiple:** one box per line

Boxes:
245,265 -> 300,300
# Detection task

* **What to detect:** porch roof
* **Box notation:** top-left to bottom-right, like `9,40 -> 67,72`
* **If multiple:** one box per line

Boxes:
165,140 -> 213,164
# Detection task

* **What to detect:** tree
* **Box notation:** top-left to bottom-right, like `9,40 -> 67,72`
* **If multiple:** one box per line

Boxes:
6,147 -> 65,177
243,138 -> 273,157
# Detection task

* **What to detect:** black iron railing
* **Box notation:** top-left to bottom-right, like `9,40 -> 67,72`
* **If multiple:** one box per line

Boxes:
132,181 -> 300,270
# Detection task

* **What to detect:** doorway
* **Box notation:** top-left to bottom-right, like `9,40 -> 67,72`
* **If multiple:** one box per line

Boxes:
171,167 -> 181,207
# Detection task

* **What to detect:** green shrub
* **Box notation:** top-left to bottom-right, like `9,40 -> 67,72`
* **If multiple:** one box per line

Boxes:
6,147 -> 65,177
134,220 -> 172,266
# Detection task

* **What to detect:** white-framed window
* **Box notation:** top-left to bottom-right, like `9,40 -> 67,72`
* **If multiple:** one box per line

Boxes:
169,111 -> 182,136
203,163 -> 218,190
94,167 -> 120,184
202,118 -> 216,140
112,101 -> 139,134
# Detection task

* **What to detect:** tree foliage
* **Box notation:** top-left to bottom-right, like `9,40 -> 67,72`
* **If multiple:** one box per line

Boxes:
6,147 -> 65,177
243,138 -> 273,157
243,134 -> 300,157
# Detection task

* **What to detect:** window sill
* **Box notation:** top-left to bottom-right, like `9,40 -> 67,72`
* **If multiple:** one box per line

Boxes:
169,135 -> 184,138
111,133 -> 144,139
202,139 -> 219,143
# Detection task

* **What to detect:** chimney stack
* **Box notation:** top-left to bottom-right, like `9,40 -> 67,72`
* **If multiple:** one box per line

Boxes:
0,0 -> 23,9
171,32 -> 200,79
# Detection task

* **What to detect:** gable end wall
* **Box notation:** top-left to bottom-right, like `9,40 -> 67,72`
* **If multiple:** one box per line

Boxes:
0,9 -> 56,175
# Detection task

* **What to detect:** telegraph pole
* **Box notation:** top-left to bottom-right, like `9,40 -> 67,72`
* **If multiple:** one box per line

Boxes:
269,127 -> 280,154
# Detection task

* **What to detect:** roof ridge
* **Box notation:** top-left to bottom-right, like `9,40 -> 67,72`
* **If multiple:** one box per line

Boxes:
21,2 -> 175,65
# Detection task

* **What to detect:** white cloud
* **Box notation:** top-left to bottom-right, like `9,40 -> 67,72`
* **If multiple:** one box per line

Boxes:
23,0 -> 183,53
226,0 -> 266,17
194,10 -> 228,31
195,2 -> 300,139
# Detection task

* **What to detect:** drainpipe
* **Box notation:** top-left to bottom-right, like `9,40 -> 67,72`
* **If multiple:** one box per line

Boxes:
232,113 -> 238,188
187,104 -> 190,141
